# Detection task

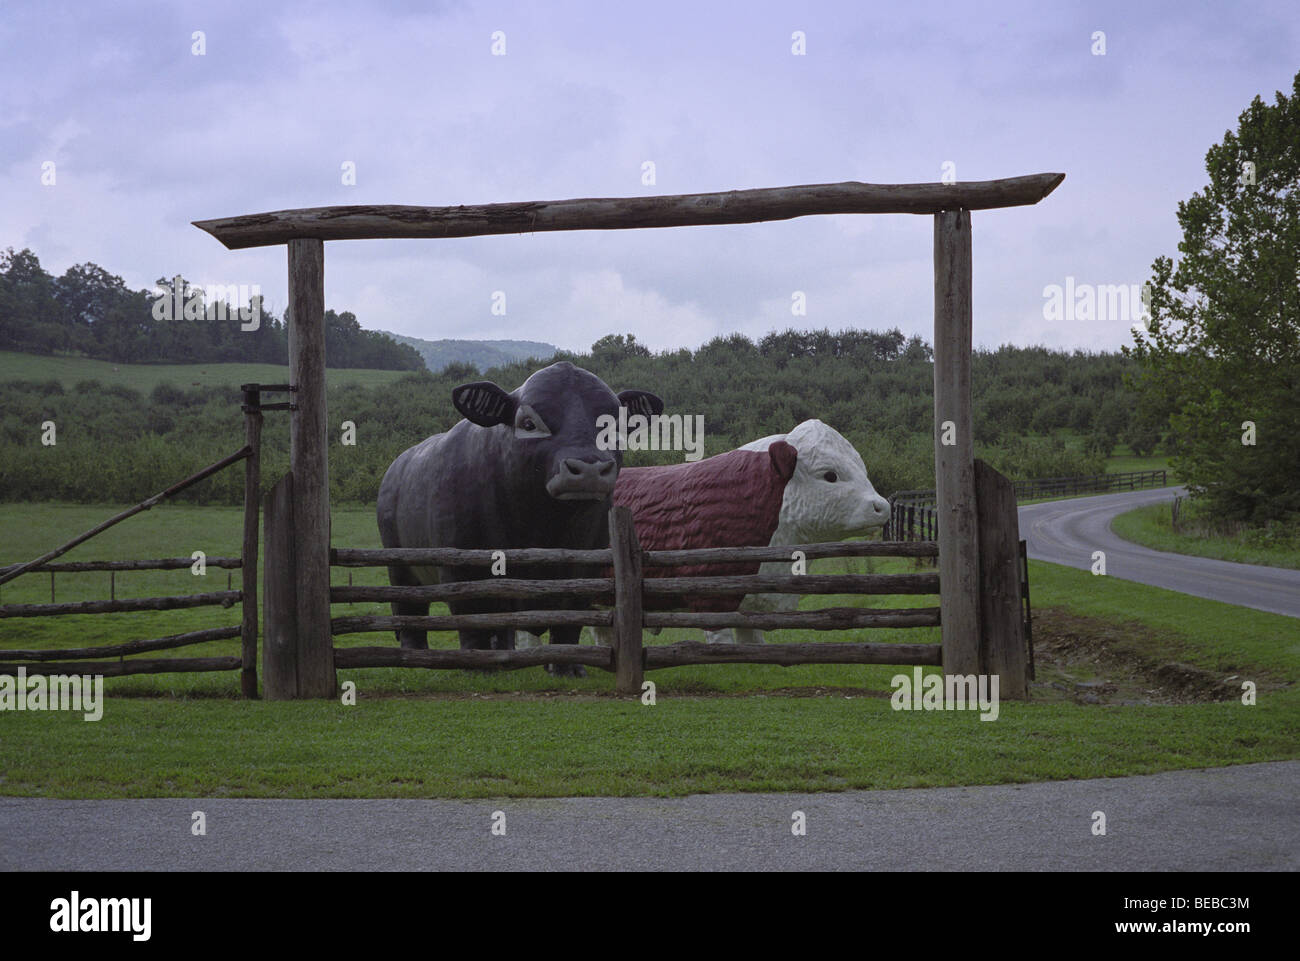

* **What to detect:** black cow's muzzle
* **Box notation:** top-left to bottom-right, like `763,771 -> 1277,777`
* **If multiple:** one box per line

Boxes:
546,457 -> 617,500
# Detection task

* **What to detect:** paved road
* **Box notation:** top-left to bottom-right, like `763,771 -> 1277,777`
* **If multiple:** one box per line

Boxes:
1018,486 -> 1300,618
1,762 -> 1296,871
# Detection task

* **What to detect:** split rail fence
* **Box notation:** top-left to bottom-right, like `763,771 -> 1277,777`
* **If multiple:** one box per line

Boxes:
322,507 -> 944,696
311,458 -> 1029,698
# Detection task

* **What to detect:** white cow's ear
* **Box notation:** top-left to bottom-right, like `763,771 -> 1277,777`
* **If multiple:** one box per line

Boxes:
453,381 -> 518,427
513,403 -> 552,439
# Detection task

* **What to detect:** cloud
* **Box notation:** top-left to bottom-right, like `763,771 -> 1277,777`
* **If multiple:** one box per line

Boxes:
1,0 -> 1296,355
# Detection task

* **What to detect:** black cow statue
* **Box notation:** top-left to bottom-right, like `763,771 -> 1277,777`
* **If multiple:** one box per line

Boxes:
376,361 -> 663,676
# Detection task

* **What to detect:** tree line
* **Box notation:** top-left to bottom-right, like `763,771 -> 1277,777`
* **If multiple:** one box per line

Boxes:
0,248 -> 424,371
0,327 -> 1153,507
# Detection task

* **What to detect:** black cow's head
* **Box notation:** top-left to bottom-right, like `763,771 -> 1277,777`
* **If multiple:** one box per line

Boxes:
452,361 -> 663,501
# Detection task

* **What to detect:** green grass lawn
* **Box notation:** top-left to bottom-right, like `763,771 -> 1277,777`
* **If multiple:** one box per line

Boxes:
1004,447 -> 1174,506
0,350 -> 408,393
0,503 -> 1296,798
1111,503 -> 1300,570
1105,446 -> 1175,480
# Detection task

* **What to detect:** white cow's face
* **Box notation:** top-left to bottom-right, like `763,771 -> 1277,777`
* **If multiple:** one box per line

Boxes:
779,420 -> 890,541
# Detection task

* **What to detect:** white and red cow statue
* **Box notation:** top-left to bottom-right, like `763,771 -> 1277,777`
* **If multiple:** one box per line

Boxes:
516,419 -> 889,648
723,419 -> 890,643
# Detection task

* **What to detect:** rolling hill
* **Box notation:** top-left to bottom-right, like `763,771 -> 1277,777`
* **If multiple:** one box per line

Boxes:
377,333 -> 557,372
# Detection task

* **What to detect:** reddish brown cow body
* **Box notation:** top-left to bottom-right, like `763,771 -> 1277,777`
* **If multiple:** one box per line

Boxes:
613,442 -> 798,612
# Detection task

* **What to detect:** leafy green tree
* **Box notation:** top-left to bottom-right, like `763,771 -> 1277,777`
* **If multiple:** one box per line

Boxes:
591,333 -> 650,362
1127,72 -> 1300,521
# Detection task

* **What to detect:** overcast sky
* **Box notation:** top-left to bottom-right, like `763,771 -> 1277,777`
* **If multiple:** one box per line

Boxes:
2,0 -> 1296,354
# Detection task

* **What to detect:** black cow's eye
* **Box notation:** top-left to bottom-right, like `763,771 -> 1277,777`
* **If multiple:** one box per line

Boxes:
824,471 -> 838,483
522,418 -> 536,432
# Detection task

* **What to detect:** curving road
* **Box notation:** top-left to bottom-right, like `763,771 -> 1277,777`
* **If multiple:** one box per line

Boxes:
1018,486 -> 1300,618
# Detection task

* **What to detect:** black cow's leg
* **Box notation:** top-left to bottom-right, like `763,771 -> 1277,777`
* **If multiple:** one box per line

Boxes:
395,602 -> 429,649
545,624 -> 587,678
458,627 -> 504,674
386,564 -> 428,650
458,628 -> 494,651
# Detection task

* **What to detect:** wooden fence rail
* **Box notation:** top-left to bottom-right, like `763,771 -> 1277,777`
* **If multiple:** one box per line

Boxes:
0,656 -> 241,678
335,646 -> 613,672
0,626 -> 241,662
0,591 -> 242,618
331,611 -> 615,635
330,539 -> 940,569
641,540 -> 938,564
644,641 -> 942,668
332,546 -> 612,567
0,556 -> 242,575
331,579 -> 612,603
643,608 -> 940,630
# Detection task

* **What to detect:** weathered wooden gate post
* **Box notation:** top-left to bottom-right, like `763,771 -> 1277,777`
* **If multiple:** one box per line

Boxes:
262,473 -> 297,698
286,239 -> 336,698
609,506 -> 644,695
239,387 -> 262,698
974,459 -> 1028,698
933,209 -> 981,677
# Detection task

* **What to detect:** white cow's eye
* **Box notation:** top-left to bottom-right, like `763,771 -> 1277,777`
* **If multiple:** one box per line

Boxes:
823,470 -> 838,483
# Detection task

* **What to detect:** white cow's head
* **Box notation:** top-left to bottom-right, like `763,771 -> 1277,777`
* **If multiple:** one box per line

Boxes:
744,419 -> 889,542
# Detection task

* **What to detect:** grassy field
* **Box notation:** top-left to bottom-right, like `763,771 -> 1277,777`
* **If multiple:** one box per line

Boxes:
0,350 -> 408,392
1104,446 -> 1174,480
999,446 -> 1175,507
0,503 -> 1296,798
1111,503 -> 1300,570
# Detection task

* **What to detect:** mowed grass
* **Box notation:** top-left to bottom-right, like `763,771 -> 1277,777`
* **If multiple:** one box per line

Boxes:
0,350 -> 408,392
1104,446 -> 1175,480
1111,503 -> 1300,571
0,503 -> 1296,798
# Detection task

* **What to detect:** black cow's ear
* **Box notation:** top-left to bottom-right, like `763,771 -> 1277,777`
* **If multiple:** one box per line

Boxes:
768,440 -> 798,482
452,381 -> 518,427
618,390 -> 664,419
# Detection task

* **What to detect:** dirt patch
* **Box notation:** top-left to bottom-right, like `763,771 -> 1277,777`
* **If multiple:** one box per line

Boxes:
1028,607 -> 1265,705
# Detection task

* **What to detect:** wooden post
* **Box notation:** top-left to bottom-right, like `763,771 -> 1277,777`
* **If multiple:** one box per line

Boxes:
287,239 -> 336,699
609,506 -> 644,695
933,208 -> 981,677
240,388 -> 263,698
1019,539 -> 1035,680
262,473 -> 297,699
974,460 -> 1028,698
